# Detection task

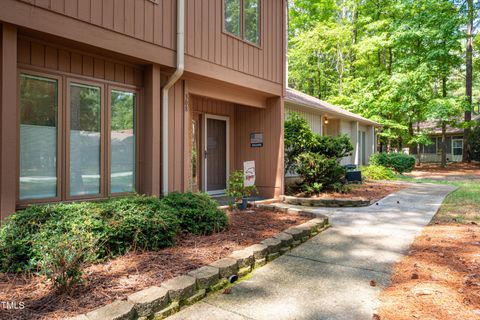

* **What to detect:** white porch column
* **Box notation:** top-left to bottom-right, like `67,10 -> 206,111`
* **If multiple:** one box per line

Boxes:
350,121 -> 359,165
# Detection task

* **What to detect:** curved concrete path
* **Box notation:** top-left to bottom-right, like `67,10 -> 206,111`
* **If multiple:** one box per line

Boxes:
169,183 -> 457,320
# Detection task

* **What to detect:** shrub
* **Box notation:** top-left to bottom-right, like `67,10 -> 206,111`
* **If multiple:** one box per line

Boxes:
37,227 -> 99,293
99,196 -> 180,256
312,134 -> 354,159
0,202 -> 106,273
0,195 -> 180,274
226,170 -> 258,203
160,192 -> 228,235
295,152 -> 346,195
361,165 -> 396,180
284,113 -> 353,173
369,152 -> 415,174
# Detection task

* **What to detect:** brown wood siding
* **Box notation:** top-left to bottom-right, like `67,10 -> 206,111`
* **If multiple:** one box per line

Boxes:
162,76 -> 187,193
16,0 -> 176,51
234,97 -> 283,198
1,24 -> 18,219
185,0 -> 284,85
17,37 -> 144,87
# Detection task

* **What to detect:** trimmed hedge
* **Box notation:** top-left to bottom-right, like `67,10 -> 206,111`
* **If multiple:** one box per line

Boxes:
369,152 -> 415,174
160,192 -> 228,235
0,193 -> 228,274
361,165 -> 396,180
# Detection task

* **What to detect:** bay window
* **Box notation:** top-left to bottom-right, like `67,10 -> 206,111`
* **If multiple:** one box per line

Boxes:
19,72 -> 138,203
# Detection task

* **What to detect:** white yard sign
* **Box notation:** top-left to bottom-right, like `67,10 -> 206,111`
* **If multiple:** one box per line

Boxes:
243,161 -> 255,187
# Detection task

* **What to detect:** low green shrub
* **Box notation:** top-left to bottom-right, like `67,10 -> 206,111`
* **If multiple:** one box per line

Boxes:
361,165 -> 396,180
0,195 -> 182,274
369,152 -> 415,174
99,196 -> 180,256
295,152 -> 346,195
471,124 -> 480,161
159,192 -> 228,235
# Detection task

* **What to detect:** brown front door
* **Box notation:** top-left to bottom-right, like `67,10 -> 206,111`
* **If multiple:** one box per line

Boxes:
204,115 -> 228,194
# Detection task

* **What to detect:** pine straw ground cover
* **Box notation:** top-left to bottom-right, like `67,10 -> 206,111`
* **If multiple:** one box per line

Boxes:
290,181 -> 407,202
377,225 -> 480,320
377,169 -> 480,320
0,209 -> 310,320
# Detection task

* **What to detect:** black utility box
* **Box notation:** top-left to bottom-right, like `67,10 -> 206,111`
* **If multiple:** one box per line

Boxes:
344,164 -> 362,183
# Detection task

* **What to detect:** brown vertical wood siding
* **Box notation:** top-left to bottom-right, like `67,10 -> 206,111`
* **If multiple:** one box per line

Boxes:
234,97 -> 283,198
17,37 -> 144,87
185,0 -> 284,84
1,24 -> 18,219
17,0 -> 176,51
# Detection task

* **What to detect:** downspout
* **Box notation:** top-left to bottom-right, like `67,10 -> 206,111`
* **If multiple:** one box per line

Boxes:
162,0 -> 185,195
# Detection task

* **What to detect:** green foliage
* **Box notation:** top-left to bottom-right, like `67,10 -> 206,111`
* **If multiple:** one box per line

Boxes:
370,153 -> 416,174
284,113 -> 353,173
312,134 -> 354,159
471,124 -> 480,161
37,227 -> 99,293
288,0 -> 466,150
0,193 -> 226,278
100,196 -> 180,256
226,170 -> 258,203
295,153 -> 346,195
284,113 -> 318,173
160,192 -> 228,235
360,165 -> 396,181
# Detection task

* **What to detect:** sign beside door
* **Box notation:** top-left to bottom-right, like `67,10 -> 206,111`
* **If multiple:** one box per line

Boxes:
243,161 -> 255,187
250,133 -> 263,148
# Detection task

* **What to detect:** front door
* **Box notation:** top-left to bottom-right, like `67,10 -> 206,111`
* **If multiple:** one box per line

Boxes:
204,115 -> 228,195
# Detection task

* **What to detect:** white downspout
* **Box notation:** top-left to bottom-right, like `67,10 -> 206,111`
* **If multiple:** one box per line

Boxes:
162,0 -> 185,195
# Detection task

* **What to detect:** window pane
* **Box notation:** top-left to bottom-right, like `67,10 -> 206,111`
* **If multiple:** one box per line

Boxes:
225,0 -> 241,36
244,0 -> 260,44
19,74 -> 58,200
70,83 -> 101,196
111,90 -> 135,193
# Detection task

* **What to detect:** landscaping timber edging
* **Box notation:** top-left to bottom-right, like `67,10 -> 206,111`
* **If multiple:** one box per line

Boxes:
66,215 -> 330,320
281,195 -> 372,207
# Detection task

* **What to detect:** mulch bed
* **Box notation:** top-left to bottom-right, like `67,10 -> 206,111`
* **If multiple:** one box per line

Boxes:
290,181 -> 407,202
376,224 -> 480,320
408,162 -> 480,180
0,209 -> 310,320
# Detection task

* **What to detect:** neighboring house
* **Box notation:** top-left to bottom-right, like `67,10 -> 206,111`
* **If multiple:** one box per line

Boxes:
285,88 -> 380,169
411,114 -> 480,163
0,0 -> 287,219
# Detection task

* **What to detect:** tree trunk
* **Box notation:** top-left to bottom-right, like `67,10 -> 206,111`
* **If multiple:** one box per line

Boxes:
441,122 -> 447,168
416,121 -> 421,166
464,0 -> 473,162
441,77 -> 447,168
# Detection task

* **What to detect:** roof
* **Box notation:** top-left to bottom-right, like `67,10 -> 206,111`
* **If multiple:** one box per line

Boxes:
285,88 -> 380,127
419,114 -> 480,135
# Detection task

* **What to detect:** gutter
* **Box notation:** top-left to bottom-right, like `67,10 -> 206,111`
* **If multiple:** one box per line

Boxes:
161,0 -> 185,195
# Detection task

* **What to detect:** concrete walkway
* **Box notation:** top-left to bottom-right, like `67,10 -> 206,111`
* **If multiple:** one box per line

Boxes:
169,183 -> 457,320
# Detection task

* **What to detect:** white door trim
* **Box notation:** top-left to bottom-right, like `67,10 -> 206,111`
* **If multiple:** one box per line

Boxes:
203,114 -> 230,195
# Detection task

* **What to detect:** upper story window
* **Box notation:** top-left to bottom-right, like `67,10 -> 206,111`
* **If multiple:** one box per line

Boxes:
224,0 -> 260,45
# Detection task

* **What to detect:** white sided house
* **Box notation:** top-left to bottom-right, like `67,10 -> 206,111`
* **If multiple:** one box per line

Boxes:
285,88 -> 381,169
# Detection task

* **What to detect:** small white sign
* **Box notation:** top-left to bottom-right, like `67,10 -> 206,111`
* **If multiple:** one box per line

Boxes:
243,161 -> 255,187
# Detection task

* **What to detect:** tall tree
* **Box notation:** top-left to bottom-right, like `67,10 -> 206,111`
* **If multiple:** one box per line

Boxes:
464,0 -> 474,162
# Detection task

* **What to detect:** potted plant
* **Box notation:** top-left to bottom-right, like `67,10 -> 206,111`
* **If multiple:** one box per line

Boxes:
226,171 -> 258,210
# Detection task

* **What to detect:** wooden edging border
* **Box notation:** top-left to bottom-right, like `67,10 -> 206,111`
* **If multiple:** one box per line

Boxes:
68,213 -> 329,320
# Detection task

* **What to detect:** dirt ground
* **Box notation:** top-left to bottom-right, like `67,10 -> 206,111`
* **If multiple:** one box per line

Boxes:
0,209 -> 310,320
406,162 -> 480,180
299,181 -> 407,202
377,225 -> 480,320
